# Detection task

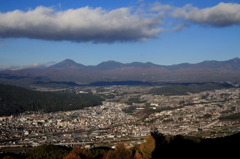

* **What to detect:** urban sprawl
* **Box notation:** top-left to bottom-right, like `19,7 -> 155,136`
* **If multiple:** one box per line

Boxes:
1,84 -> 240,150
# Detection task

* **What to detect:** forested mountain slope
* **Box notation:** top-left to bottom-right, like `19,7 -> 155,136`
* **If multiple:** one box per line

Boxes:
0,84 -> 103,116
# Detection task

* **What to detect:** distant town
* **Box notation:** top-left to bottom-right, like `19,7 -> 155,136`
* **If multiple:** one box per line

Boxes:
1,83 -> 240,151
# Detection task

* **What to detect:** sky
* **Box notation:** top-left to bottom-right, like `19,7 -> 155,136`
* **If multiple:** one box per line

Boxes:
0,0 -> 240,70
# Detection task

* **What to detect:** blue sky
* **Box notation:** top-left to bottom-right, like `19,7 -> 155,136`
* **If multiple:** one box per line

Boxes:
0,0 -> 240,70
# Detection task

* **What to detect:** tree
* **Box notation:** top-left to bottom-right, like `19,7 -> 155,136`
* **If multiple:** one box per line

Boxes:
106,142 -> 132,159
2,156 -> 16,159
72,146 -> 86,155
139,135 -> 155,159
134,151 -> 144,159
63,153 -> 81,159
25,144 -> 70,159
71,146 -> 87,159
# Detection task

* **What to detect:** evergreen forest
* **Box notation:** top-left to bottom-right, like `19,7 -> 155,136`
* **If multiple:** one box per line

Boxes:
0,84 -> 103,116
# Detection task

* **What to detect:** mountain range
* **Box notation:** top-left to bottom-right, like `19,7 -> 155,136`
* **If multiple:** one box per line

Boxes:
1,57 -> 240,87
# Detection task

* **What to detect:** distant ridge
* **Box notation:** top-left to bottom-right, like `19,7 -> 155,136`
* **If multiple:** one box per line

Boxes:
48,57 -> 240,70
1,57 -> 240,86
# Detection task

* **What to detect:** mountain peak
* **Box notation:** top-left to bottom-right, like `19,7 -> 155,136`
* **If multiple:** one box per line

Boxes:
49,59 -> 85,68
233,57 -> 240,61
228,57 -> 240,63
62,59 -> 76,63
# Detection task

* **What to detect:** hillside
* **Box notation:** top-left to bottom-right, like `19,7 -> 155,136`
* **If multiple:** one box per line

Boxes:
0,84 -> 103,116
148,82 -> 234,95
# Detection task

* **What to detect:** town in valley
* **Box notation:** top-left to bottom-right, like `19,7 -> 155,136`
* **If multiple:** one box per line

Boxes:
1,82 -> 240,152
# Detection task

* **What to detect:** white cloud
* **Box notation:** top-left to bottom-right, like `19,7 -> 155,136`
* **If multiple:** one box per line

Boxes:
0,61 -> 57,70
0,65 -> 20,70
150,2 -> 172,12
22,62 -> 46,69
171,2 -> 240,27
0,3 -> 239,44
22,61 -> 56,69
173,24 -> 184,31
0,6 -> 163,43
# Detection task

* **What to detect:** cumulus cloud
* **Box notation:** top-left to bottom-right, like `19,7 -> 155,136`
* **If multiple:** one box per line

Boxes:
171,2 -> 240,27
0,3 -> 239,43
0,6 -> 163,43
148,2 -> 240,30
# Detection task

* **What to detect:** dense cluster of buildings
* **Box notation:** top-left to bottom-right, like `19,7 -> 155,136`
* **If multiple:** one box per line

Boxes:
144,88 -> 240,136
1,86 -> 240,150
